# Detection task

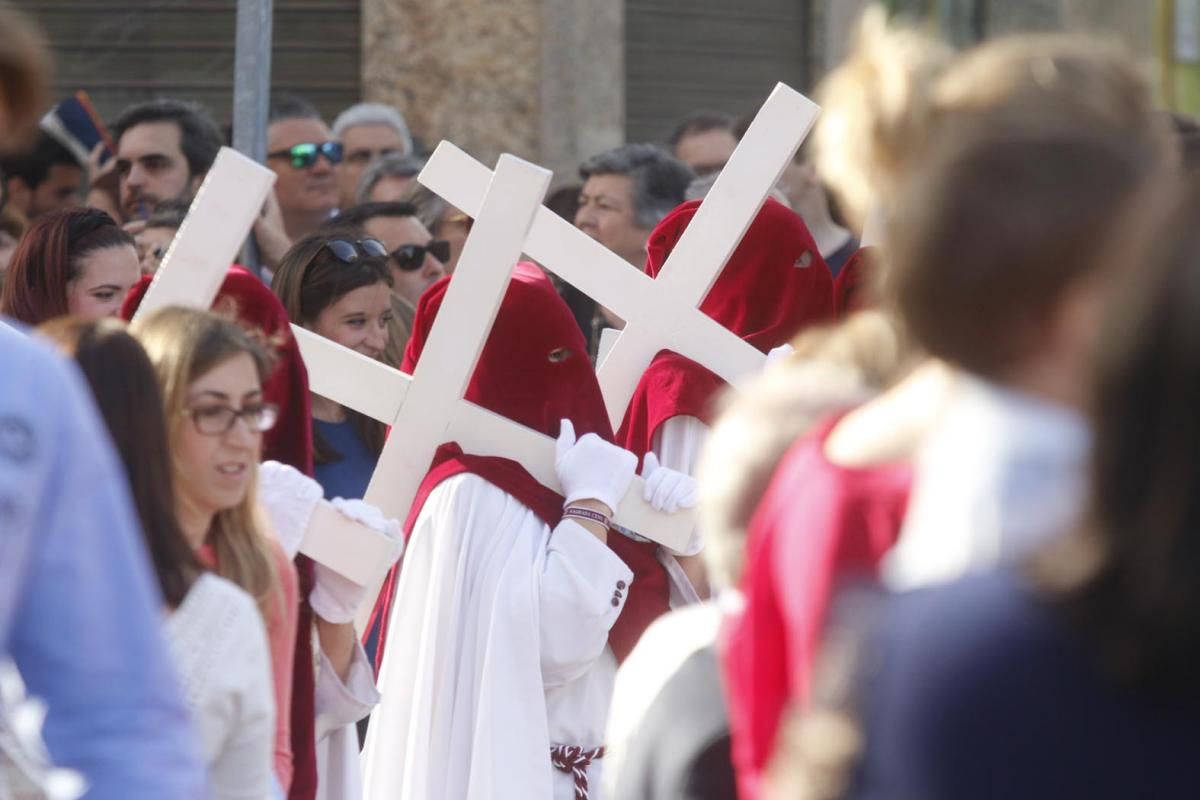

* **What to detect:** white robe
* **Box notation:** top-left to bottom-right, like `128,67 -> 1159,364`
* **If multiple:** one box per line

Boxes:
314,642 -> 378,800
884,373 -> 1091,590
361,473 -> 634,800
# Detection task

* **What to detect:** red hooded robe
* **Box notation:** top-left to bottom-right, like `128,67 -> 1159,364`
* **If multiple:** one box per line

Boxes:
369,263 -> 671,667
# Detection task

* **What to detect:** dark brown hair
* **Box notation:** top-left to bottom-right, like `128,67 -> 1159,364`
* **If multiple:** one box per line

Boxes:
271,231 -> 392,463
37,316 -> 199,608
1,208 -> 134,324
888,128 -> 1160,378
1040,177 -> 1200,694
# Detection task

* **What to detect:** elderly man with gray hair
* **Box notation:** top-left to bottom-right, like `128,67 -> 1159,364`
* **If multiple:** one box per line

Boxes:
332,101 -> 414,209
575,143 -> 693,327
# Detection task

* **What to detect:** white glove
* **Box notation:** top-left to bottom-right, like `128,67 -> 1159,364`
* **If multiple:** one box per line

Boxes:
554,419 -> 637,514
640,452 -> 700,514
257,460 -> 323,558
309,497 -> 404,624
765,343 -> 795,368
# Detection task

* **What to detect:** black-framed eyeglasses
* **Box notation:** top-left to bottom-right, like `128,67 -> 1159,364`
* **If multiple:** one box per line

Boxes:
322,238 -> 388,264
184,403 -> 279,436
266,141 -> 344,169
391,240 -> 451,271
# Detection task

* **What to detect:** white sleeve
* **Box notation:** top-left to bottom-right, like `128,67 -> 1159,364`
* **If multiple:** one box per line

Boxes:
539,520 -> 634,688
210,599 -> 276,800
314,640 -> 379,740
649,415 -> 709,556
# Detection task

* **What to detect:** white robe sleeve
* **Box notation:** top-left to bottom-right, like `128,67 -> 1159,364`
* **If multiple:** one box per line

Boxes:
312,643 -> 377,800
539,520 -> 634,688
314,642 -> 377,737
649,415 -> 709,558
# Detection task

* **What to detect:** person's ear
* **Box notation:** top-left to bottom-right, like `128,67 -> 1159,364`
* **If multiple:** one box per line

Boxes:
187,171 -> 207,195
4,175 -> 32,217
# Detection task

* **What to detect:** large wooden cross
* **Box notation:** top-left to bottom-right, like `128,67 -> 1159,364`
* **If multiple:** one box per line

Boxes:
131,146 -> 402,588
419,82 -> 821,427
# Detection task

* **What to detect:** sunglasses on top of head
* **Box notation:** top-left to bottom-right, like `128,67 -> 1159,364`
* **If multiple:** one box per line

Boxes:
391,240 -> 451,271
267,141 -> 344,169
319,238 -> 389,264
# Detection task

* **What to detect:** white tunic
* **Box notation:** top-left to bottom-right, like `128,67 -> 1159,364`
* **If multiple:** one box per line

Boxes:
163,573 -> 275,800
362,473 -> 634,800
885,373 -> 1091,589
314,641 -> 379,800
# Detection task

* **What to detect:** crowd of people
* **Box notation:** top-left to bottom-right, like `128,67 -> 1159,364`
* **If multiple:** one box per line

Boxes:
3,2 -> 1200,799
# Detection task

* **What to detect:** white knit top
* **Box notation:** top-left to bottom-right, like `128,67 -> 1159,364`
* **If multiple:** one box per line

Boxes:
164,573 -> 276,800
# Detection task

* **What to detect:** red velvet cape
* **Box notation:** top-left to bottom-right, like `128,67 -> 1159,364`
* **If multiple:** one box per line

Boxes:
616,198 -> 836,467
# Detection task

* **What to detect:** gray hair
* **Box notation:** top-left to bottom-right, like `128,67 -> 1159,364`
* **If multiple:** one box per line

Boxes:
333,102 -> 413,155
579,143 -> 694,229
355,151 -> 425,204
402,183 -> 449,234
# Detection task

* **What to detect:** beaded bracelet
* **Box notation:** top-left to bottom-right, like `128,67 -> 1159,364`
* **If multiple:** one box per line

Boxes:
562,506 -> 612,528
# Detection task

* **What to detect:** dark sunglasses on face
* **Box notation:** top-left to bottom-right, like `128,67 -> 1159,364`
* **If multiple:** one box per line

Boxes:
391,239 -> 451,271
321,238 -> 389,263
267,141 -> 344,169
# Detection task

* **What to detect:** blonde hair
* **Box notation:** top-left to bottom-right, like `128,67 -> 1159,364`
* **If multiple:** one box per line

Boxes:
814,7 -> 1172,379
131,306 -> 279,615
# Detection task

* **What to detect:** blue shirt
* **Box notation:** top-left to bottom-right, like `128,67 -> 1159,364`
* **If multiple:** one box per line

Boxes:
0,323 -> 207,798
851,570 -> 1200,799
313,418 -> 378,500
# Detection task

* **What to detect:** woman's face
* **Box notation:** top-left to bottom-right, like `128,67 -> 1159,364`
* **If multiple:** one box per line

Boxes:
311,282 -> 393,360
66,243 -> 140,319
174,352 -> 265,522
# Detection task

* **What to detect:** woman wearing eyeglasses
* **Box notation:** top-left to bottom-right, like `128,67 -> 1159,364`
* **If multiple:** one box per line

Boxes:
272,233 -> 394,502
38,316 -> 277,800
132,306 -> 301,795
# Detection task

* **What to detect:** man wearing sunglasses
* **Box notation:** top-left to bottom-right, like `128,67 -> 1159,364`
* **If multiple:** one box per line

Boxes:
267,96 -> 342,241
331,201 -> 447,367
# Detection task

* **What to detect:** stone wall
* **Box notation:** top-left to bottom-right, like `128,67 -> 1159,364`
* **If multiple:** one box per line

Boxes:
362,0 -> 543,166
361,0 -> 622,187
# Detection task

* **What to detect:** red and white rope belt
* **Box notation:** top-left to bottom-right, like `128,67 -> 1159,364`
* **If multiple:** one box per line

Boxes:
550,744 -> 605,800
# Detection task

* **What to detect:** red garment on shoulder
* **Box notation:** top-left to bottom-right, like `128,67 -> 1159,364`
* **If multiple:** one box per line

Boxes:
832,246 -> 878,318
616,198 -> 835,465
122,267 -> 320,800
368,264 -> 670,670
723,413 -> 912,800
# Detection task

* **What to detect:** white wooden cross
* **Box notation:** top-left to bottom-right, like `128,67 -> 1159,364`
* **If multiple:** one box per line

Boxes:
131,146 -> 401,588
293,155 -> 696,631
419,82 -> 821,428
